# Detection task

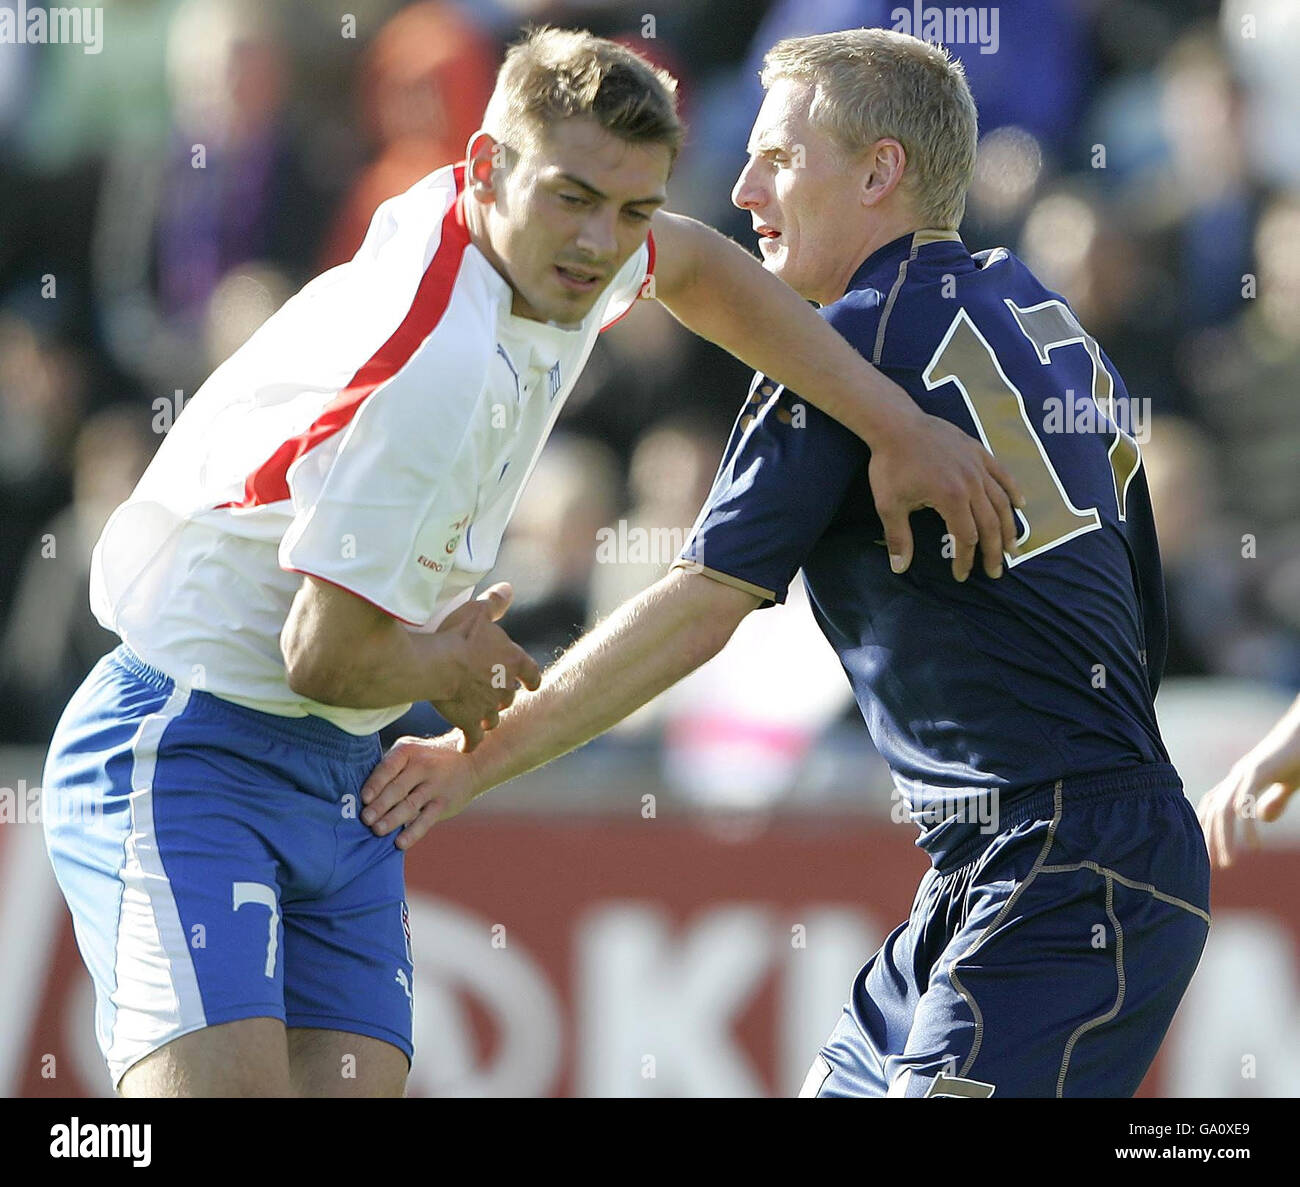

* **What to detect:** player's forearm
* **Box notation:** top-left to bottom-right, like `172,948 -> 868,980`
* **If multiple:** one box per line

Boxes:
282,591 -> 460,708
655,217 -> 922,447
465,570 -> 749,794
311,630 -> 462,709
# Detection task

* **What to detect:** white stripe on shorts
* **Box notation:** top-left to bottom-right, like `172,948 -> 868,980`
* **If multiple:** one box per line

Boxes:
106,682 -> 206,1087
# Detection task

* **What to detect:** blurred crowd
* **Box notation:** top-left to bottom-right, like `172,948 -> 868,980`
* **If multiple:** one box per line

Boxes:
1,1 -> 1298,800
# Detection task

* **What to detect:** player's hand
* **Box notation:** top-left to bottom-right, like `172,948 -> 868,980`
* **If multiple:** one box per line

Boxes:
361,734 -> 477,849
1197,695 -> 1300,869
430,582 -> 541,752
869,408 -> 1025,581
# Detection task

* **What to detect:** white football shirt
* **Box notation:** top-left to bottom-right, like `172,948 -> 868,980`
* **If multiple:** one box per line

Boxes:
90,162 -> 654,734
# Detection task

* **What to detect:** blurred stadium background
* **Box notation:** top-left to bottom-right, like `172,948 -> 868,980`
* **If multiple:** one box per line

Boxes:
1,0 -> 1299,1096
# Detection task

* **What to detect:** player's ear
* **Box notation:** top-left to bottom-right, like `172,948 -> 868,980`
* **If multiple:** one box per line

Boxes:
466,131 -> 502,205
862,138 -> 906,209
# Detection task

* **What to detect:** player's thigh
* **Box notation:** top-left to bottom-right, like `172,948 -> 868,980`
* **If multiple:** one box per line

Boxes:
43,660 -> 306,1090
118,1018 -> 291,1097
901,878 -> 1205,1096
287,1028 -> 408,1097
898,801 -> 1209,1097
802,879 -> 948,1098
281,827 -> 415,1091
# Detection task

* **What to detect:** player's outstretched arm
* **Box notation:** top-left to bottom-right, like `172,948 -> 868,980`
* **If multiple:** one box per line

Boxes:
360,567 -> 761,848
281,577 -> 540,747
648,211 -> 1024,581
1197,694 -> 1300,869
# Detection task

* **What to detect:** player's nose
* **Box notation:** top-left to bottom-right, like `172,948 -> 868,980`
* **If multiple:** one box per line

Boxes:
731,159 -> 764,211
575,209 -> 618,261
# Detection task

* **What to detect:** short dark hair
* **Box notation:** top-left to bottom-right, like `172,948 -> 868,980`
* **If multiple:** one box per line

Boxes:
483,26 -> 684,166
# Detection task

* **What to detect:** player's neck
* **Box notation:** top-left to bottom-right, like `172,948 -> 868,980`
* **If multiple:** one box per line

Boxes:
826,213 -> 933,304
461,192 -> 525,314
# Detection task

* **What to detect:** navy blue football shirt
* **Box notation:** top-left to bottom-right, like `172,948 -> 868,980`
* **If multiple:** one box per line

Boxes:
676,230 -> 1173,866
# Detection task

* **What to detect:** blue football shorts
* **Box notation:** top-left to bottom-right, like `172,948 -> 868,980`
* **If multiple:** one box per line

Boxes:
800,767 -> 1211,1098
41,644 -> 414,1089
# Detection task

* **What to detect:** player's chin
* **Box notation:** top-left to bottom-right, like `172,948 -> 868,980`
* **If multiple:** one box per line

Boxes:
760,250 -> 789,279
543,283 -> 601,324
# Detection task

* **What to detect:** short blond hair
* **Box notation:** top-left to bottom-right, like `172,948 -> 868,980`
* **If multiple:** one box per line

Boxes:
761,28 -> 978,229
483,26 -> 684,167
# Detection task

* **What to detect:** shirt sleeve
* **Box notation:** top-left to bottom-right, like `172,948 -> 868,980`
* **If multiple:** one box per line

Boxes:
599,231 -> 655,332
673,368 -> 870,606
278,327 -> 489,626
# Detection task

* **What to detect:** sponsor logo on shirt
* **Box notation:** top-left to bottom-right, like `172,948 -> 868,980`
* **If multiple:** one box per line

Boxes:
418,514 -> 472,572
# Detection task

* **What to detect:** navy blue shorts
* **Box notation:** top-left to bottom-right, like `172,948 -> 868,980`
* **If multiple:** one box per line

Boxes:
801,768 -> 1211,1098
42,645 -> 414,1088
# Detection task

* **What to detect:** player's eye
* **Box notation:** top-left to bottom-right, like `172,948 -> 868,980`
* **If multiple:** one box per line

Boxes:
559,192 -> 591,207
623,209 -> 652,223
